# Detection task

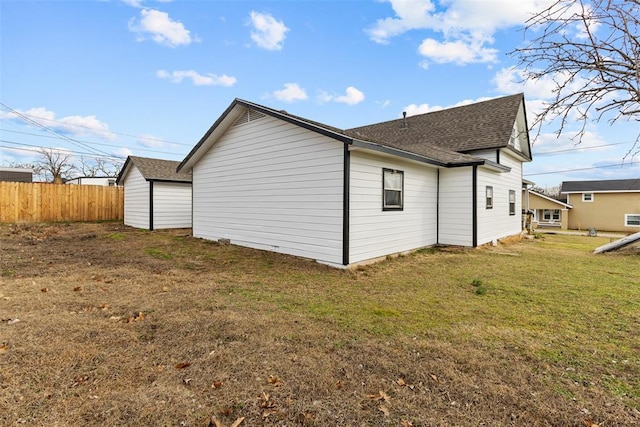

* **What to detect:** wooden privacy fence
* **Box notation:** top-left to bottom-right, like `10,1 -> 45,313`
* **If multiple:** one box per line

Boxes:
0,182 -> 124,223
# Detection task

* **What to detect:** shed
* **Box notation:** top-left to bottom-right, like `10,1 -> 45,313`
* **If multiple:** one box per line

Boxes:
116,156 -> 192,230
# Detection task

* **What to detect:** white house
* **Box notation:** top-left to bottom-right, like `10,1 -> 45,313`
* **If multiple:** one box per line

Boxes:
177,94 -> 532,267
65,176 -> 118,186
117,156 -> 192,230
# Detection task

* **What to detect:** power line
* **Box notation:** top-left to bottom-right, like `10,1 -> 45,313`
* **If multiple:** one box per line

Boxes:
533,141 -> 632,156
0,103 -> 115,158
0,103 -> 192,147
0,139 -> 124,161
525,161 -> 640,176
0,128 -> 186,158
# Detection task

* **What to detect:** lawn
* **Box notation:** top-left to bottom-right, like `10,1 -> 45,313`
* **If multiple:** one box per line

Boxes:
1,222 -> 638,426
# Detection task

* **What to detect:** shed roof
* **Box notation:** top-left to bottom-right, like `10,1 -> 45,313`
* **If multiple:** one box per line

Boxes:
561,179 -> 640,193
117,156 -> 192,185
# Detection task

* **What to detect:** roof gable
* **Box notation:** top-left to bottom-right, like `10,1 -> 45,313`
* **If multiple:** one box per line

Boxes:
117,156 -> 192,185
527,190 -> 572,208
561,179 -> 640,193
179,94 -> 531,173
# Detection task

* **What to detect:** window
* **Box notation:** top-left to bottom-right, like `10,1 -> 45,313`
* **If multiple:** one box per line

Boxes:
509,190 -> 516,215
486,186 -> 493,209
543,209 -> 560,221
383,168 -> 403,211
583,193 -> 593,202
625,214 -> 640,227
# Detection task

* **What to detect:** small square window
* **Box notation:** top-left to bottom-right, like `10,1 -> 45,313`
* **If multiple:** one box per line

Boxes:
509,190 -> 516,215
625,214 -> 640,227
383,168 -> 403,211
486,186 -> 493,209
583,193 -> 593,202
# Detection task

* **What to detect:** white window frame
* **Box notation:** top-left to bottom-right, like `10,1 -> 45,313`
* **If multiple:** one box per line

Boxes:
582,193 -> 594,202
486,186 -> 493,209
382,168 -> 403,211
509,190 -> 516,215
625,214 -> 640,227
543,209 -> 560,221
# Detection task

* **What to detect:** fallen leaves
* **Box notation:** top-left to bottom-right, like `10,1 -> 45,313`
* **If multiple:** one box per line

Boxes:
174,362 -> 191,370
73,286 -> 82,292
584,419 -> 599,427
267,375 -> 283,387
41,287 -> 49,293
209,416 -> 245,427
0,344 -> 9,354
126,311 -> 145,323
367,390 -> 390,402
211,381 -> 223,389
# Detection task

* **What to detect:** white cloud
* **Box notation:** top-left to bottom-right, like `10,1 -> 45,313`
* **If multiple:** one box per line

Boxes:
367,0 -> 555,66
136,134 -> 171,148
113,147 -> 133,158
121,0 -> 144,7
403,96 -> 493,117
272,83 -> 308,102
318,87 -> 365,106
335,87 -> 365,105
249,11 -> 288,50
129,8 -> 194,47
156,69 -> 237,86
2,107 -> 116,140
418,38 -> 498,65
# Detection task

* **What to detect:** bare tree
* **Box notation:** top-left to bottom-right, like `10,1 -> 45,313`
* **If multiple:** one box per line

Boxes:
512,0 -> 640,153
36,148 -> 76,183
531,184 -> 562,197
77,156 -> 123,177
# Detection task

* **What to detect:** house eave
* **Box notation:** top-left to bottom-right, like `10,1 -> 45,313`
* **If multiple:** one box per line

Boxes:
178,99 -> 353,173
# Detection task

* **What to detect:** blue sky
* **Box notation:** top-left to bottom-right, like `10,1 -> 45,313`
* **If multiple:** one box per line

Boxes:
1,0 -> 638,188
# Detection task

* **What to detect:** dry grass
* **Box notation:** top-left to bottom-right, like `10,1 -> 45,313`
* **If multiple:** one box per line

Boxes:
0,222 -> 638,426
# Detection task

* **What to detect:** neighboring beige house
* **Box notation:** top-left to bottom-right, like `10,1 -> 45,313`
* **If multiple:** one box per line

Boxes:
561,179 -> 640,232
522,189 -> 572,229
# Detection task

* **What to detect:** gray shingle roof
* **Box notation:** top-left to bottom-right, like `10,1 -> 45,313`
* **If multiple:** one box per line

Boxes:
561,179 -> 640,193
119,156 -> 192,184
346,94 -> 525,154
179,94 -> 529,172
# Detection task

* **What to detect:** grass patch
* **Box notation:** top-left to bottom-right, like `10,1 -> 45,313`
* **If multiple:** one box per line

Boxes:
144,247 -> 173,260
0,224 -> 638,425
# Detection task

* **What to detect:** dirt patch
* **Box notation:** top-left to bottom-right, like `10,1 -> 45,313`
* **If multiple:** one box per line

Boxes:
1,222 -> 638,426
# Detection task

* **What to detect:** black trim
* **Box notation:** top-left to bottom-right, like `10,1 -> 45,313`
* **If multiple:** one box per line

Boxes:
382,168 -> 404,211
342,145 -> 350,266
496,149 -> 500,164
472,165 -> 477,247
149,180 -> 154,231
436,169 -> 440,244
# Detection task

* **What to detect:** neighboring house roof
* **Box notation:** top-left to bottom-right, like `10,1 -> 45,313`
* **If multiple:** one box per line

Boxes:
561,179 -> 640,193
178,94 -> 530,173
0,167 -> 33,183
117,156 -> 192,185
527,190 -> 572,208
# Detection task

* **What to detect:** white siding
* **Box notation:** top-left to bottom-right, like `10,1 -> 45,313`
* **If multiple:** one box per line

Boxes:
438,167 -> 473,246
192,114 -> 344,265
349,151 -> 438,263
123,166 -> 149,229
476,150 -> 523,245
153,182 -> 192,229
